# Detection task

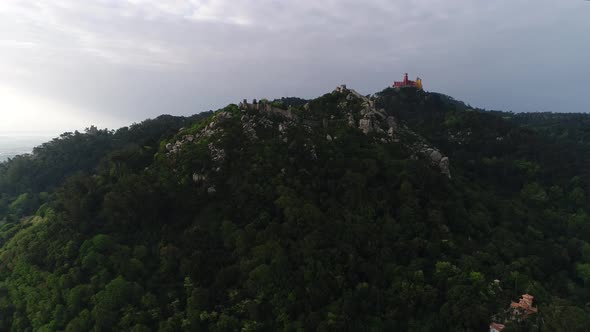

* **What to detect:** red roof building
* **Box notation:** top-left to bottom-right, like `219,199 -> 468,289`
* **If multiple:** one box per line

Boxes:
489,322 -> 506,332
393,73 -> 423,90
510,294 -> 538,320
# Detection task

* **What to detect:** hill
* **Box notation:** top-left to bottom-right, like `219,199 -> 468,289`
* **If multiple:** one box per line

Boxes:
0,86 -> 589,331
505,112 -> 590,145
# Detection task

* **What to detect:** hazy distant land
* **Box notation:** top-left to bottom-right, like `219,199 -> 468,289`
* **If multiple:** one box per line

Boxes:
0,134 -> 52,162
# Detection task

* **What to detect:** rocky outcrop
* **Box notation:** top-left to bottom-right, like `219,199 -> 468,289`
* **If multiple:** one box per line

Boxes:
332,85 -> 451,178
208,143 -> 226,163
336,86 -> 390,136
447,129 -> 472,145
241,115 -> 258,140
418,146 -> 451,178
358,118 -> 374,134
168,86 -> 451,180
192,173 -> 207,183
165,140 -> 185,154
165,111 -> 234,156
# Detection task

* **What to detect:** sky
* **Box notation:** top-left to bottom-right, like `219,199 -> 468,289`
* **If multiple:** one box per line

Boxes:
0,0 -> 589,135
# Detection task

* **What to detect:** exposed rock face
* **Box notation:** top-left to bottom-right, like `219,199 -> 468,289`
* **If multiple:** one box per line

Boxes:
208,143 -> 226,163
165,140 -> 184,154
192,173 -> 206,183
419,147 -> 451,178
216,111 -> 233,121
165,110 -> 234,157
387,127 -> 395,138
359,118 -> 374,134
332,85 -> 451,178
347,114 -> 355,127
241,115 -> 258,140
167,85 -> 451,180
425,148 -> 442,163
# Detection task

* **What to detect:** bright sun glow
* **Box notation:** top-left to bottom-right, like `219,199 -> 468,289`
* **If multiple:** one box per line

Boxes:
0,85 -> 119,136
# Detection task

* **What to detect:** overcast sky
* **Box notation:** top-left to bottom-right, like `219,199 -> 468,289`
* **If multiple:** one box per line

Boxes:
1,0 -> 589,135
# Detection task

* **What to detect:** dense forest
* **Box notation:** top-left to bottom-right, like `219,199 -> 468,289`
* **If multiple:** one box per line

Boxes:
1,86 -> 590,331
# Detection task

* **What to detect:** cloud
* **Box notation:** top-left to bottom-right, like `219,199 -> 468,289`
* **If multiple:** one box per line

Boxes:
0,0 -> 589,134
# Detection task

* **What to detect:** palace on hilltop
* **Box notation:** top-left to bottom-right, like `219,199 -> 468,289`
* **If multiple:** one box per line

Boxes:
393,73 -> 423,90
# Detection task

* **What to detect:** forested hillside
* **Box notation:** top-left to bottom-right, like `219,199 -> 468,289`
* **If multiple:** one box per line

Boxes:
506,112 -> 590,145
0,87 -> 589,331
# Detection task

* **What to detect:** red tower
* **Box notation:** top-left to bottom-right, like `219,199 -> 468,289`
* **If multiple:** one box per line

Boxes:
393,73 -> 421,89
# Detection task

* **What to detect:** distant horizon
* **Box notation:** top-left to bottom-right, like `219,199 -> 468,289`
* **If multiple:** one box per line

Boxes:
0,134 -> 54,162
3,85 -> 590,140
3,81 -> 590,140
0,131 -> 61,137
